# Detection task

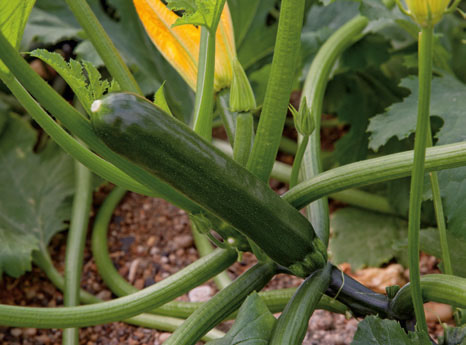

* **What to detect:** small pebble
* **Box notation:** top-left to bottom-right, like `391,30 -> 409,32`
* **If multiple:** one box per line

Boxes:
128,259 -> 141,282
188,285 -> 213,302
174,235 -> 193,249
158,332 -> 171,343
10,328 -> 23,337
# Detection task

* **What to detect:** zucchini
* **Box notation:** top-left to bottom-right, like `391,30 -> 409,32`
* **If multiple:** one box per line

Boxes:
91,92 -> 326,276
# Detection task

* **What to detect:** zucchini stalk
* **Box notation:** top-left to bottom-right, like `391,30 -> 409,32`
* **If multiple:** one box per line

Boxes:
91,92 -> 327,276
269,263 -> 332,345
164,262 -> 277,345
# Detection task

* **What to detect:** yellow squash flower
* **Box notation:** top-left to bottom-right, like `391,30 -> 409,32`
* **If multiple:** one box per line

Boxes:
133,0 -> 236,91
405,0 -> 450,26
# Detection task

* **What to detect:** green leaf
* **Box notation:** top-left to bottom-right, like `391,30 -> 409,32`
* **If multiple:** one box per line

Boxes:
29,49 -> 119,113
167,0 -> 227,32
351,316 -> 417,345
329,208 -> 406,269
24,0 -> 194,123
368,75 -> 466,239
154,82 -> 173,116
0,0 -> 35,74
205,292 -> 276,345
229,0 -> 277,70
0,114 -> 75,278
420,229 -> 466,278
438,324 -> 466,345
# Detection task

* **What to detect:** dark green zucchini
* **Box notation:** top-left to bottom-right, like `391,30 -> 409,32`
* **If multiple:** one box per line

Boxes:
91,92 -> 326,276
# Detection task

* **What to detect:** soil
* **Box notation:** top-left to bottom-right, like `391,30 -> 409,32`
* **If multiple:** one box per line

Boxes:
0,190 -> 450,345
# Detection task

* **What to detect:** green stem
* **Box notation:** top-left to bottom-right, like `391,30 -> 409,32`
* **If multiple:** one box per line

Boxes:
246,0 -> 305,182
269,264 -> 332,345
390,274 -> 466,317
64,0 -> 141,94
426,135 -> 453,275
33,250 -> 348,320
164,262 -> 276,345
0,34 -> 198,212
90,187 -> 228,314
233,113 -> 254,166
290,134 -> 309,188
407,27 -> 433,335
32,251 -> 225,341
283,141 -> 466,210
0,249 -> 236,328
329,189 -> 397,216
300,15 -> 368,246
193,28 -> 216,141
62,162 -> 93,345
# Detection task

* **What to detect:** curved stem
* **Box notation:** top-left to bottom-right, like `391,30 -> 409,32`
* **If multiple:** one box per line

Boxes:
283,141 -> 466,210
407,27 -> 433,335
246,0 -> 305,182
64,0 -> 141,94
164,262 -> 276,345
390,274 -> 466,317
193,28 -> 216,141
33,250 -> 225,341
0,249 -> 236,328
62,162 -> 93,345
300,15 -> 369,246
33,250 -> 348,320
270,264 -> 332,345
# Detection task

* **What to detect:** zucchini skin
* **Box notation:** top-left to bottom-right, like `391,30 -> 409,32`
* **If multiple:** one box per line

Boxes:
91,92 -> 326,275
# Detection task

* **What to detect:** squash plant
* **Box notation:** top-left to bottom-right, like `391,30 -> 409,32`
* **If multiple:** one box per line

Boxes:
0,0 -> 465,344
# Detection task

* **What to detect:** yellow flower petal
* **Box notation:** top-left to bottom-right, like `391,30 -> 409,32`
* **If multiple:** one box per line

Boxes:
133,0 -> 236,91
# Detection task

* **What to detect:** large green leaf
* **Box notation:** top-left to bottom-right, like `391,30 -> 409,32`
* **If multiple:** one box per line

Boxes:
24,0 -> 194,122
420,229 -> 466,278
351,316 -> 422,345
228,0 -> 276,70
329,208 -> 406,269
205,292 -> 276,345
0,0 -> 35,74
438,324 -> 466,345
0,114 -> 74,278
368,75 -> 466,239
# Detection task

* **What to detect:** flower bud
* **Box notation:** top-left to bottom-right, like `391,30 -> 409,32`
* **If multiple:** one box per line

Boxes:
405,0 -> 450,26
289,98 -> 315,136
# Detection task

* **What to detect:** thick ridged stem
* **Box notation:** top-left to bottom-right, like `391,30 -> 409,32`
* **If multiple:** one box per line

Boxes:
299,16 -> 368,246
164,263 -> 276,345
193,28 -> 217,140
246,0 -> 305,182
283,141 -> 466,210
